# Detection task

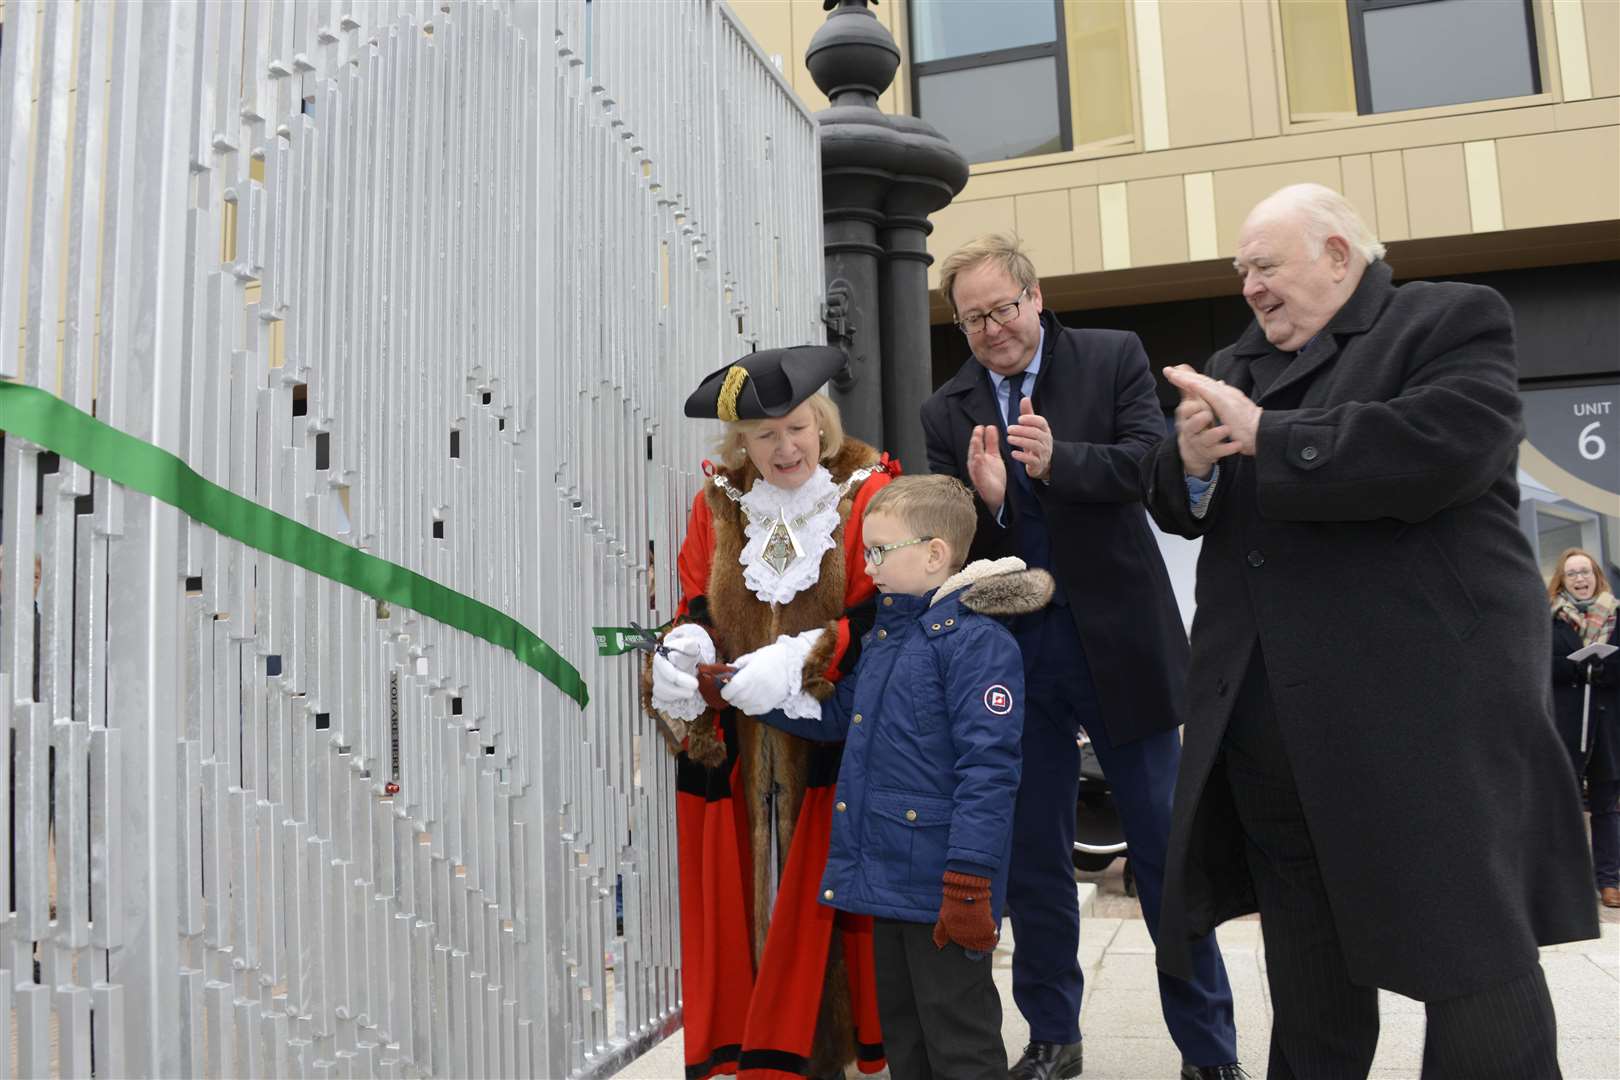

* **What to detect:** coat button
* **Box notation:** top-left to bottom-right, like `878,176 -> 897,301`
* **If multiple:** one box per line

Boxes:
945,618 -> 954,626
852,713 -> 862,724
1217,678 -> 1229,697
1300,445 -> 1319,462
824,889 -> 835,900
882,596 -> 893,607
835,801 -> 847,812
905,809 -> 917,821
931,623 -> 941,631
1247,550 -> 1265,567
876,629 -> 887,639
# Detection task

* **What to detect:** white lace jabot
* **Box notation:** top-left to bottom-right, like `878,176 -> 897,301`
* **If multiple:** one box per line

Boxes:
737,467 -> 843,605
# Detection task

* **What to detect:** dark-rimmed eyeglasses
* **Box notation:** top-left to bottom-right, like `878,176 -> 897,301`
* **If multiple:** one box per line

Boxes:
864,536 -> 934,567
955,289 -> 1028,336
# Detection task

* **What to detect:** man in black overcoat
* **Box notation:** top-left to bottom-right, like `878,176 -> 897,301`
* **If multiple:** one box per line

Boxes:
922,235 -> 1243,1080
1145,183 -> 1598,1079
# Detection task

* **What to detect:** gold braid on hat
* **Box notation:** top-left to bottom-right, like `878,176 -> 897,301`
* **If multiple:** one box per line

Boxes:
716,365 -> 749,422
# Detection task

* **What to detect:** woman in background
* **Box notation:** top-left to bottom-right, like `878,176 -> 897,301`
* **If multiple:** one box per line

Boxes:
1548,547 -> 1620,909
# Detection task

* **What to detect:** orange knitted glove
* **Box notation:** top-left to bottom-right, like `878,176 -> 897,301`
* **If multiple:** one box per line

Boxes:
931,871 -> 997,952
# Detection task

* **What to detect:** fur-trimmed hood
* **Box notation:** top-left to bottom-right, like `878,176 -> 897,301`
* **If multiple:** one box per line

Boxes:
931,556 -> 1055,616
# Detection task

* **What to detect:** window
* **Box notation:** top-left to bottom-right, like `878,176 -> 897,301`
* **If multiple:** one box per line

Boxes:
910,0 -> 1072,164
1348,0 -> 1540,113
1282,0 -> 1543,121
1064,0 -> 1134,148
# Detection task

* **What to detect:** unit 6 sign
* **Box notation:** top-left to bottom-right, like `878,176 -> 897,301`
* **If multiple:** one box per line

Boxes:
1522,385 -> 1620,504
1579,413 -> 1608,462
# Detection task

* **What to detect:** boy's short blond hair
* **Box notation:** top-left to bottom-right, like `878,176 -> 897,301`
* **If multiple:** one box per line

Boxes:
937,233 -> 1040,315
864,475 -> 977,572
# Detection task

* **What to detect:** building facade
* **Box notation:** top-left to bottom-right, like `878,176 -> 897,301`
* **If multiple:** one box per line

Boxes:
733,0 -> 1620,581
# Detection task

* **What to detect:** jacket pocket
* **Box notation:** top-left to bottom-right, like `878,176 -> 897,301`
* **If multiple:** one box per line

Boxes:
895,651 -> 948,731
868,789 -> 954,888
1396,527 -> 1481,641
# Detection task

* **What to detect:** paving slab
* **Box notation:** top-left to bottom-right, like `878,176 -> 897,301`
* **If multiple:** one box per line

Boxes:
615,906 -> 1619,1079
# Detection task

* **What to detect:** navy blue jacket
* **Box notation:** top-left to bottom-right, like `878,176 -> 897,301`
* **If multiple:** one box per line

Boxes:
766,583 -> 1027,924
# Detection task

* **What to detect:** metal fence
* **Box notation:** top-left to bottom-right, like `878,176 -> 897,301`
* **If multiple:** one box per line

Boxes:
0,0 -> 823,1075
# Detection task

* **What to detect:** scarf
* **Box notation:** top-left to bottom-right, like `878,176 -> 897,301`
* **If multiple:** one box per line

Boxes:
1552,589 -> 1618,648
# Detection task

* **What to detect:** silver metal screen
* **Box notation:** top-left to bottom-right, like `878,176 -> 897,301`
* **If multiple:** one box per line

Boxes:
0,0 -> 823,1075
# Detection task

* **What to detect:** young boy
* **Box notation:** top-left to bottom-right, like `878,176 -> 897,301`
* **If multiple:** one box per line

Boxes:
736,474 -> 1053,1078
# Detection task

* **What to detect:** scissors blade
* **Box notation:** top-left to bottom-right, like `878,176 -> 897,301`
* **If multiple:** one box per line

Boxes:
628,621 -> 670,657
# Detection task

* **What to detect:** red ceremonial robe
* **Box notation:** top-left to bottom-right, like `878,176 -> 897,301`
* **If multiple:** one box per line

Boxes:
648,441 -> 892,1079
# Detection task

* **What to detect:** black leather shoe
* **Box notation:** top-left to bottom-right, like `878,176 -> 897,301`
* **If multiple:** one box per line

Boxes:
1181,1063 -> 1250,1080
1010,1040 -> 1083,1080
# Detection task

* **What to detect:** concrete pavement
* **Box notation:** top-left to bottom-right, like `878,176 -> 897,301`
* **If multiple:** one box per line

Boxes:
616,881 -> 1620,1079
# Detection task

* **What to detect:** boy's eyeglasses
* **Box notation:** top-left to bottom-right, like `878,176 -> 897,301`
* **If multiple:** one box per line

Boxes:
864,536 -> 934,566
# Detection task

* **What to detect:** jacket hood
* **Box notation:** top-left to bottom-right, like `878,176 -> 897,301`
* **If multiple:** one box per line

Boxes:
931,556 -> 1055,616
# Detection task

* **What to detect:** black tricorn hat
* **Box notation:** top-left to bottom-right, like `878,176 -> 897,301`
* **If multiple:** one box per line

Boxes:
684,346 -> 847,421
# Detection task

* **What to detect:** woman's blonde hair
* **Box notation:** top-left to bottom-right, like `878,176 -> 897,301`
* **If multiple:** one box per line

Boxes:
714,392 -> 845,472
1548,546 -> 1611,602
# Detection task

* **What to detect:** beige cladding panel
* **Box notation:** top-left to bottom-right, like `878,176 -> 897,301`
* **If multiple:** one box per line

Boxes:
730,0 -> 796,69
1211,158 -> 1343,255
1158,0 -> 1253,148
1241,0 -> 1282,139
1585,0 -> 1620,99
1015,190 -> 1076,276
1070,187 -> 1105,274
1497,127 -> 1620,229
1370,151 -> 1411,241
927,198 -> 1018,293
789,0 -> 834,112
1340,154 -> 1377,229
1402,144 -> 1471,240
1126,176 -> 1189,266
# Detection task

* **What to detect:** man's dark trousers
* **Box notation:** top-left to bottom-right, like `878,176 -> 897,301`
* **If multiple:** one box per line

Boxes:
1008,608 -> 1237,1063
1000,422 -> 1235,1062
1224,648 -> 1562,1079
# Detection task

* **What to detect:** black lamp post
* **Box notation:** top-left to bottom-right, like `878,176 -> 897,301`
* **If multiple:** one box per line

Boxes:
807,0 -> 967,470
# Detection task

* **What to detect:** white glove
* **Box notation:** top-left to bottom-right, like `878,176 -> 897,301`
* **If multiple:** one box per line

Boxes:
651,623 -> 714,721
722,628 -> 824,717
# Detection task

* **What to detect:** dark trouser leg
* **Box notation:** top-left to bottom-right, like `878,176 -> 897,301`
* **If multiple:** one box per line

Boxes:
887,920 -> 1007,1080
1223,652 -> 1378,1080
1420,966 -> 1561,1079
1588,778 -> 1620,889
1090,725 -> 1236,1066
1006,684 -> 1084,1044
874,918 -> 930,1080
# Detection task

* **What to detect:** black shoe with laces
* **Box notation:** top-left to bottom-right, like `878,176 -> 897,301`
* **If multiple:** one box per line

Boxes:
1009,1039 -> 1083,1080
1180,1062 -> 1250,1080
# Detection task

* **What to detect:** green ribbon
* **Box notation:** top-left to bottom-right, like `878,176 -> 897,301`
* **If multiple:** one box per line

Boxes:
0,381 -> 588,709
592,620 -> 671,657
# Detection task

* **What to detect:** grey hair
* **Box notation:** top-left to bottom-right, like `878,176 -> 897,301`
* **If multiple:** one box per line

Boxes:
1255,183 -> 1386,264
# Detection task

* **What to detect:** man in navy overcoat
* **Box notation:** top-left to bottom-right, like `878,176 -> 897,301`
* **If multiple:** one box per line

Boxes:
921,234 -> 1242,1080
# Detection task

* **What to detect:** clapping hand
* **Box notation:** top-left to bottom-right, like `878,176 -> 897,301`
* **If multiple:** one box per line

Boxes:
966,425 -> 1007,514
1006,397 -> 1054,482
1164,365 -> 1262,478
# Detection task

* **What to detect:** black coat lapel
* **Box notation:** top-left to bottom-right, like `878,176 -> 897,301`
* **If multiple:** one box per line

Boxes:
1232,260 -> 1398,404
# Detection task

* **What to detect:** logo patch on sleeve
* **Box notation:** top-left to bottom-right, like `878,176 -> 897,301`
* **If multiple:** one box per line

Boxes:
983,685 -> 1014,716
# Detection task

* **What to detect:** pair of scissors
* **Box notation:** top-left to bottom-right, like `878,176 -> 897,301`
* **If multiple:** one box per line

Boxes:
626,620 -> 672,658
629,621 -> 738,686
